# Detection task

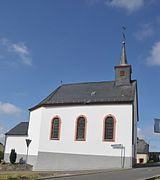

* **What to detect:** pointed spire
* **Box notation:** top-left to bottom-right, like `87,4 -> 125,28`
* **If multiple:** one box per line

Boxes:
120,27 -> 128,66
120,41 -> 128,65
114,27 -> 132,86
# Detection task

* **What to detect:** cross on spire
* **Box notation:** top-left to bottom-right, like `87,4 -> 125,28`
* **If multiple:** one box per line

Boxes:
120,26 -> 128,65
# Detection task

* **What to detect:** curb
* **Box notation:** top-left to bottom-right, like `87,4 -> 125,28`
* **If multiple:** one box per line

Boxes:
37,168 -> 132,180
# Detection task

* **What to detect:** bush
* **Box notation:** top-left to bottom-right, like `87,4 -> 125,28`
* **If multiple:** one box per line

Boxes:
19,157 -> 25,164
0,150 -> 4,163
9,149 -> 17,164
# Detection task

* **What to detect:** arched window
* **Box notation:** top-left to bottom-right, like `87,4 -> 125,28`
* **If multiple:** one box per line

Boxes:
103,115 -> 116,141
75,116 -> 86,141
50,117 -> 61,140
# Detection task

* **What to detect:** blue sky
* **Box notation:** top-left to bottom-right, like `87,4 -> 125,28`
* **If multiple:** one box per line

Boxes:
0,0 -> 160,151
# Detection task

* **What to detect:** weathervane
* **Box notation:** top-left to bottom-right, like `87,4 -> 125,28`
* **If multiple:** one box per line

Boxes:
60,80 -> 63,86
122,26 -> 126,44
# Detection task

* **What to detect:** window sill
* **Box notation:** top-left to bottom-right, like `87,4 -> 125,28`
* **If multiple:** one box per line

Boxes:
50,138 -> 60,140
75,139 -> 86,141
103,139 -> 114,142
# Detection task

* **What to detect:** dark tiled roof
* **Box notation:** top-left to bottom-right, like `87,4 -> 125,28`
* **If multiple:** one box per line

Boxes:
6,122 -> 28,136
30,80 -> 137,110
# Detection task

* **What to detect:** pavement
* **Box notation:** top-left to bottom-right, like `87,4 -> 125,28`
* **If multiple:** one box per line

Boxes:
37,166 -> 160,180
37,168 -> 127,179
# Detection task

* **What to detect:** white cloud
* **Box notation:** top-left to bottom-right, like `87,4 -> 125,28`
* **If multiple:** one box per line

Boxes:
0,38 -> 32,66
0,125 -> 6,144
12,43 -> 28,55
137,127 -> 155,140
137,127 -> 145,139
135,23 -> 154,40
105,0 -> 144,13
146,41 -> 160,66
11,43 -> 32,65
0,102 -> 22,116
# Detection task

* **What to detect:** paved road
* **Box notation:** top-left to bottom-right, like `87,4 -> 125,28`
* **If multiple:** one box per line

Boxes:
42,167 -> 160,180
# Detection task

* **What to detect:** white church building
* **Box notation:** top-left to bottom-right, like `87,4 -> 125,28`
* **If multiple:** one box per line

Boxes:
4,40 -> 138,171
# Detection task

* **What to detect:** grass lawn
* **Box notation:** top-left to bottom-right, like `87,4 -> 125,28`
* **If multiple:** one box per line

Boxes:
0,162 -> 67,179
0,171 -> 65,180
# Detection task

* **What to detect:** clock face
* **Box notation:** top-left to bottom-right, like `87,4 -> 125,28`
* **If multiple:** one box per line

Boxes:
120,70 -> 125,76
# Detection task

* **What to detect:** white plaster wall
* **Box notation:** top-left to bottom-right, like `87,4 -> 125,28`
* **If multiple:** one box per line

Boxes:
38,104 -> 133,157
137,154 -> 149,164
27,108 -> 43,156
5,135 -> 27,155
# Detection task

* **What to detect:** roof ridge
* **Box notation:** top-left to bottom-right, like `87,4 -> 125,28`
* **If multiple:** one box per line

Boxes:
61,81 -> 114,86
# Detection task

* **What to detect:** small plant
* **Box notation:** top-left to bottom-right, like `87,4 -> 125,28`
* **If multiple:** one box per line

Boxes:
19,157 -> 25,164
9,149 -> 17,164
155,177 -> 160,180
0,159 -> 5,164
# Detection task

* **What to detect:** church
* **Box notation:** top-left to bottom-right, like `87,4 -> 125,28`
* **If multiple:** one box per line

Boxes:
4,39 -> 138,171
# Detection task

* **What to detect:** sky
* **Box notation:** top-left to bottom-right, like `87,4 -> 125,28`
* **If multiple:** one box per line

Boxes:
0,0 -> 160,151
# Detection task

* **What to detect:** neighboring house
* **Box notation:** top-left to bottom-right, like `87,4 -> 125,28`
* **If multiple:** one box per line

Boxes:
136,138 -> 149,164
4,40 -> 139,171
149,152 -> 160,162
4,122 -> 28,162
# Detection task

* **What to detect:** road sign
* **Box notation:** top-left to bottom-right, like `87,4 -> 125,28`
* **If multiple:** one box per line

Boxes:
25,139 -> 32,147
154,118 -> 160,133
111,144 -> 123,149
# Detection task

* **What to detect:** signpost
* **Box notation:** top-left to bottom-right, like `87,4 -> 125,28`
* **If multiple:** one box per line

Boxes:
154,118 -> 160,133
111,144 -> 123,149
25,139 -> 32,166
111,144 -> 125,168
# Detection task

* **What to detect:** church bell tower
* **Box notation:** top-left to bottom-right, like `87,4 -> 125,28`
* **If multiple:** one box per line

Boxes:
114,34 -> 132,86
